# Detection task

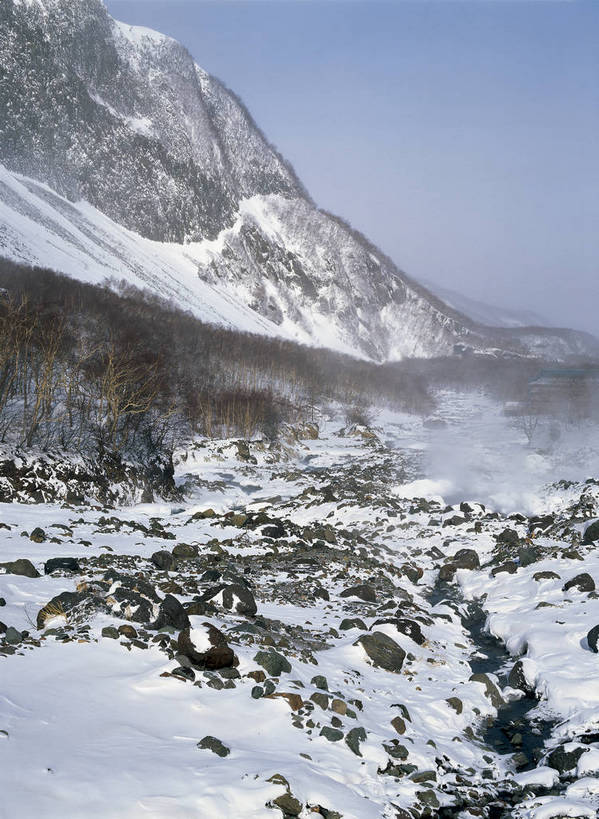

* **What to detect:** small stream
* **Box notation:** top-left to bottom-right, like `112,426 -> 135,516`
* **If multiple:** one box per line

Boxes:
430,579 -> 559,817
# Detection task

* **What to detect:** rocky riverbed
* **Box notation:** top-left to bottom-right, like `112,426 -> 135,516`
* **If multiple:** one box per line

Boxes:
1,408 -> 599,818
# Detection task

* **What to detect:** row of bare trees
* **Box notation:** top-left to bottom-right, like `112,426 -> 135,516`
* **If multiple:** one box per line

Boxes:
0,260 -> 435,459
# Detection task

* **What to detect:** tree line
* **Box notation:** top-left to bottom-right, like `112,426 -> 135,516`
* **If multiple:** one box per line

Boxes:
0,260 -> 434,460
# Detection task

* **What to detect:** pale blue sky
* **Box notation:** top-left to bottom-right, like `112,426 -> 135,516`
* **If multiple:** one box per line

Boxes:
105,0 -> 598,334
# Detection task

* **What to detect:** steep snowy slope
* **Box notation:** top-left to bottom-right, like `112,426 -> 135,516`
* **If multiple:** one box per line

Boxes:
0,0 -> 596,361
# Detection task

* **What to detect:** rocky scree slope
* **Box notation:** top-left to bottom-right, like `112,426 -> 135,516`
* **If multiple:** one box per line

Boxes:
2,424 -> 599,817
1,0 -> 597,361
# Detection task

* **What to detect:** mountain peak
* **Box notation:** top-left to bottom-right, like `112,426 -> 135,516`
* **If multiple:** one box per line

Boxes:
0,0 -> 597,362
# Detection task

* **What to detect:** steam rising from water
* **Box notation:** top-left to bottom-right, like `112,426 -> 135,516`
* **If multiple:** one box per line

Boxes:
388,392 -> 599,516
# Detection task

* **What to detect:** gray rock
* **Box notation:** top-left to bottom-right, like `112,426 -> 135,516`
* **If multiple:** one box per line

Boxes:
469,673 -> 505,708
44,557 -> 80,574
172,666 -> 195,681
354,632 -> 406,672
587,624 -> 599,653
491,561 -> 517,576
273,792 -> 302,816
253,649 -> 291,676
546,744 -> 587,774
178,624 -> 237,670
319,726 -> 343,742
0,559 -> 40,578
171,543 -> 198,559
452,548 -> 480,569
508,660 -> 536,698
563,573 -> 595,593
311,675 -> 328,690
151,550 -> 176,571
339,617 -> 367,631
340,584 -> 377,603
220,584 -> 257,616
583,520 -> 599,545
4,626 -> 21,644
153,594 -> 190,631
197,736 -> 230,757
496,528 -> 520,546
29,527 -> 46,543
101,626 -> 119,639
345,726 -> 367,756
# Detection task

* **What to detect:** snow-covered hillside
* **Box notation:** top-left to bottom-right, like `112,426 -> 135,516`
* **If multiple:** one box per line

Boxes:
2,401 -> 599,817
0,0 -> 597,361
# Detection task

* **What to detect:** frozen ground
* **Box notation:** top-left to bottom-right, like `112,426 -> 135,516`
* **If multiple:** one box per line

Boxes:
1,392 -> 599,818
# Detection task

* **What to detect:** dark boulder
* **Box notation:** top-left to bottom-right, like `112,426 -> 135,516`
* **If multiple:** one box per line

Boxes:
151,550 -> 176,571
340,584 -> 377,603
508,660 -> 536,698
44,557 -> 81,574
253,649 -> 291,677
178,623 -> 237,670
546,744 -> 587,775
452,549 -> 480,570
0,559 -> 40,578
153,594 -> 190,631
583,520 -> 599,545
496,528 -> 520,547
587,624 -> 599,653
563,573 -> 595,593
354,632 -> 406,672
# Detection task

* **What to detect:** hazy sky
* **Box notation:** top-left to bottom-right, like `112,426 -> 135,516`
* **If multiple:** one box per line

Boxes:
105,0 -> 598,334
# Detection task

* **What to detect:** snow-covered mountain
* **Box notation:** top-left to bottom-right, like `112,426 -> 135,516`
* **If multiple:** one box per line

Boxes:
422,280 -> 552,330
0,0 -> 596,361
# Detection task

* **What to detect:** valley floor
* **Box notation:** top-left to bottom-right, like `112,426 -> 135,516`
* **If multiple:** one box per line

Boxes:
1,394 -> 599,819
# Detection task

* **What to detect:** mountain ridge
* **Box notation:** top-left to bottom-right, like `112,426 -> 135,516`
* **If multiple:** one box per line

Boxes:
0,0 -> 597,362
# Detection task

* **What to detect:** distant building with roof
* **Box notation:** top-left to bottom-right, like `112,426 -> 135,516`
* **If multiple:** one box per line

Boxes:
528,366 -> 599,419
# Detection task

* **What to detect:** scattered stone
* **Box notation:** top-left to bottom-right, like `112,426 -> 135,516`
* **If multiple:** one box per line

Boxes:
273,793 -> 302,816
469,673 -> 505,709
101,626 -> 119,639
563,573 -> 595,593
452,548 -> 480,569
546,744 -> 587,774
197,736 -> 230,757
320,727 -> 343,742
446,697 -> 463,714
151,550 -> 175,571
533,570 -> 560,582
491,561 -> 517,576
266,692 -> 304,711
391,716 -> 406,735
0,559 -> 40,578
172,666 -> 195,681
496,528 -> 520,546
172,543 -> 198,559
44,557 -> 81,574
179,624 -> 237,670
29,527 -> 46,543
339,618 -> 367,631
153,594 -> 190,631
345,726 -> 367,756
586,624 -> 599,653
253,649 -> 291,676
582,520 -> 599,545
220,584 -> 257,616
508,660 -> 536,698
354,632 -> 406,672
4,627 -> 21,644
339,584 -> 377,603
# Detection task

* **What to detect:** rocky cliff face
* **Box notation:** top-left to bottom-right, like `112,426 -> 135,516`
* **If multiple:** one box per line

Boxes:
0,0 -> 596,361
